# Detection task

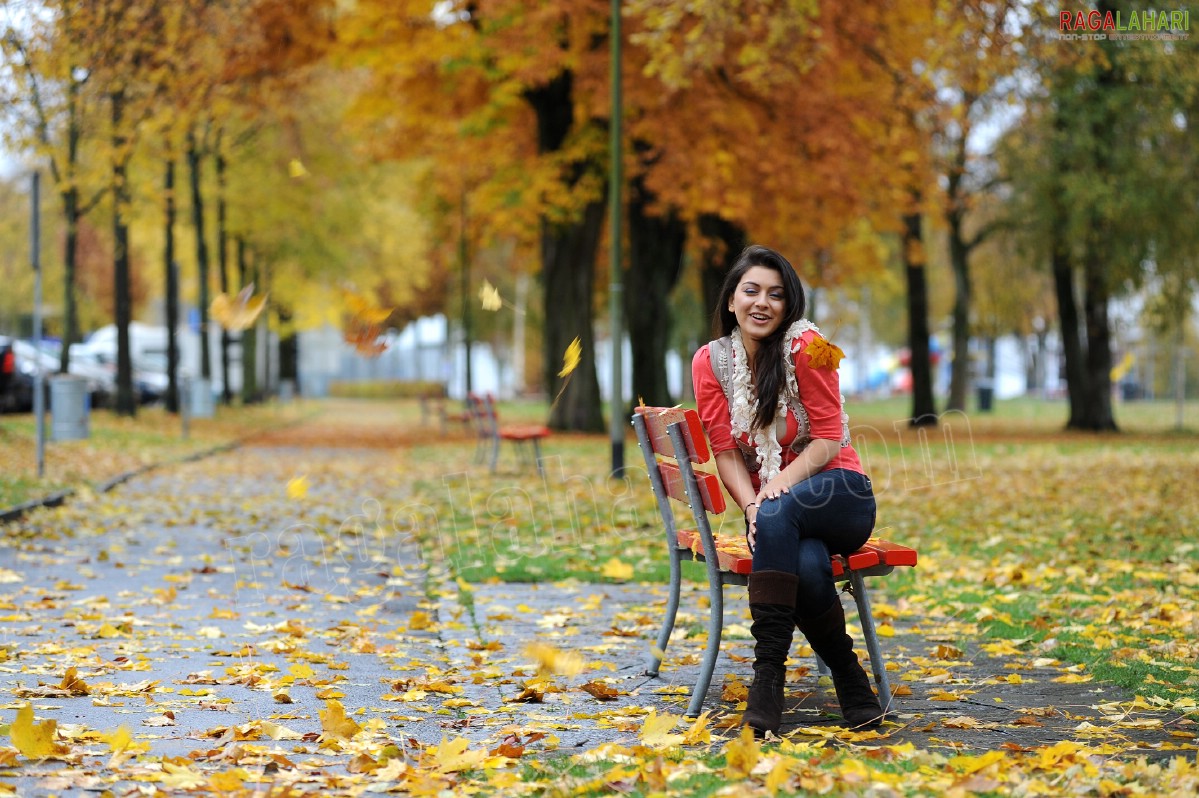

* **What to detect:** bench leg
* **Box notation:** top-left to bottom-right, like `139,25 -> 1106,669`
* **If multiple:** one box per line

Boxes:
531,439 -> 544,477
645,549 -> 682,678
848,572 -> 892,713
489,435 -> 500,472
688,568 -> 725,718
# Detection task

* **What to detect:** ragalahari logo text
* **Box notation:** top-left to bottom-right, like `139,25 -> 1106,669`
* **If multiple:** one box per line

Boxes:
1058,8 -> 1189,40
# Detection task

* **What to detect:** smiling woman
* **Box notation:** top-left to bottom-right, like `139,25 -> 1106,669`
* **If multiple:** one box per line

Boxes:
692,244 -> 881,736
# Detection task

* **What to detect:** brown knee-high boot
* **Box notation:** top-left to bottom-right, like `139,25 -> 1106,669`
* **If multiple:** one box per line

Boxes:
743,570 -> 799,737
796,599 -> 883,729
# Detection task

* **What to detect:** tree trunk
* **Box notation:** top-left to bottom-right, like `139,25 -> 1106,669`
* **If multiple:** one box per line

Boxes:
58,83 -> 82,374
1052,245 -> 1089,428
237,238 -> 258,404
112,89 -> 135,417
902,208 -> 936,426
543,199 -> 606,431
697,214 -> 747,334
164,158 -> 180,414
1080,255 -> 1118,430
525,70 -> 605,432
187,129 -> 211,382
278,305 -> 298,394
946,207 -> 972,412
216,144 -> 232,404
60,188 -> 79,374
626,172 -> 685,407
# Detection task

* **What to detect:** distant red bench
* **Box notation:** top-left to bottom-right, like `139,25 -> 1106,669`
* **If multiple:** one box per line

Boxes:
632,406 -> 917,719
470,392 -> 549,476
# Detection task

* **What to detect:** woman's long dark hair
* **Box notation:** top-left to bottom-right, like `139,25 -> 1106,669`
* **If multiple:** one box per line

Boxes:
713,245 -> 806,430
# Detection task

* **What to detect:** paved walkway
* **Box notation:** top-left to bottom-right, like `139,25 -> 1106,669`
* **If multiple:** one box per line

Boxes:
1,407 -> 1194,795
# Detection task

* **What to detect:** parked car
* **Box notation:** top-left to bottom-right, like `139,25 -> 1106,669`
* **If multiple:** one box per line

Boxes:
0,336 -> 17,412
5,340 -> 118,412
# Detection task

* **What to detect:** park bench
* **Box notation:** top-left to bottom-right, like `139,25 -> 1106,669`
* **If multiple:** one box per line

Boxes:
420,387 -> 473,434
632,405 -> 917,719
469,392 -> 550,476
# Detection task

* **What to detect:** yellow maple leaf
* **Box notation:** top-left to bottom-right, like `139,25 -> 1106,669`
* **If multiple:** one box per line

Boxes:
426,736 -> 487,773
639,708 -> 685,749
683,712 -> 713,745
104,725 -> 134,754
523,642 -> 584,677
289,664 -> 315,680
805,336 -> 844,371
160,761 -> 206,790
59,666 -> 89,696
479,279 -> 503,312
558,337 -> 582,378
285,475 -> 309,500
723,724 -> 760,777
210,284 -> 268,332
288,159 -> 309,179
318,699 -> 362,744
11,704 -> 65,759
600,558 -> 633,582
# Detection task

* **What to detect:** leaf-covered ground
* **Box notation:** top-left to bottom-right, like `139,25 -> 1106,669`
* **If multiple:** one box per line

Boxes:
1,398 -> 1197,796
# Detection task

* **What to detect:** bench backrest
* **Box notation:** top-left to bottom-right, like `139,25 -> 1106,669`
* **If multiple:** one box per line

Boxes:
633,407 -> 726,515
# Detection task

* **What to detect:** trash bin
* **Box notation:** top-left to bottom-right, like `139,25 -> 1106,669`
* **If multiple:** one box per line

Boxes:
50,375 -> 90,441
976,380 -> 994,413
189,377 -> 214,418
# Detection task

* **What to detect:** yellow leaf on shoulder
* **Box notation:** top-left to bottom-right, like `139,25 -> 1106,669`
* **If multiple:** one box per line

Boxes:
805,336 -> 844,371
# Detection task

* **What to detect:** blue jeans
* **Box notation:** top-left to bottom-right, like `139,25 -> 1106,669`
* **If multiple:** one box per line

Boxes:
751,469 -> 876,616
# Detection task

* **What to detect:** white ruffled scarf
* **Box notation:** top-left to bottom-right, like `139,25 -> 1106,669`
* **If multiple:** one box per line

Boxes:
729,319 -> 817,482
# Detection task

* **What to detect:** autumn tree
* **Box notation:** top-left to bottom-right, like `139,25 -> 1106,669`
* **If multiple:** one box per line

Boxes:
1001,2 -> 1199,430
2,0 -> 114,372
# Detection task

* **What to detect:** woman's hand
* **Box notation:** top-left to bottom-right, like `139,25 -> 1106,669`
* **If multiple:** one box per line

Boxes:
744,503 -> 759,552
756,475 -> 791,504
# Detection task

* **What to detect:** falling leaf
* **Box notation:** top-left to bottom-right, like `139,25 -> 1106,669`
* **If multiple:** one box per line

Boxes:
286,475 -> 309,500
343,290 -> 393,325
479,279 -> 503,311
10,704 -> 66,759
524,642 -> 584,677
805,336 -> 845,371
600,558 -> 633,581
210,284 -> 268,332
558,337 -> 582,378
288,159 -> 309,178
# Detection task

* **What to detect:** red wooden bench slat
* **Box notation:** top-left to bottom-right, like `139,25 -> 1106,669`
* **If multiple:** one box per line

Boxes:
500,426 -> 549,441
863,539 -> 919,567
634,406 -> 711,464
845,547 -> 881,571
658,462 -> 727,514
674,528 -> 912,580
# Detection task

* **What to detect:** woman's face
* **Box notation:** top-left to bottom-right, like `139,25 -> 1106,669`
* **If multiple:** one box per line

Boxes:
728,265 -> 786,343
